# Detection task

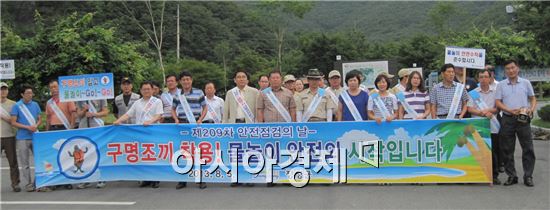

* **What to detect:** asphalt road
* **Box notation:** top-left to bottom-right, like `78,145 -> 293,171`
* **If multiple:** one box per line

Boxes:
1,140 -> 548,210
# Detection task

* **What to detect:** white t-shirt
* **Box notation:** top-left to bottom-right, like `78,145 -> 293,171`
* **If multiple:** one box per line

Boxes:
203,96 -> 224,122
126,97 -> 163,124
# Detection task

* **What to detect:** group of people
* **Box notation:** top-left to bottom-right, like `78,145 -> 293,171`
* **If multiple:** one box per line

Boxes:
0,59 -> 537,193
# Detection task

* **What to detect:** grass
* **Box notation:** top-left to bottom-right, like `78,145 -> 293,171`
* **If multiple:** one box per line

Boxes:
532,119 -> 550,129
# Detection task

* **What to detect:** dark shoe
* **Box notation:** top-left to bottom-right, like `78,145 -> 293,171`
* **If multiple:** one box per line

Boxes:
64,184 -> 73,190
199,182 -> 207,189
12,186 -> 21,192
175,182 -> 187,189
524,177 -> 534,187
139,181 -> 151,188
230,183 -> 241,187
266,183 -> 276,187
493,178 -> 501,185
503,177 -> 518,186
151,182 -> 160,188
36,187 -> 53,192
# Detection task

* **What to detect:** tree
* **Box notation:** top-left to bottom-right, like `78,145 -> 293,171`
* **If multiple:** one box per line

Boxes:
121,1 -> 166,85
514,1 -> 550,65
214,41 -> 231,92
440,27 -> 548,67
0,12 -> 148,101
397,34 -> 443,71
163,58 -> 225,95
259,1 -> 314,72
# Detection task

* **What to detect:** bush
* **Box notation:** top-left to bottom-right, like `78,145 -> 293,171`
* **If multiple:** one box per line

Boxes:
538,104 -> 550,122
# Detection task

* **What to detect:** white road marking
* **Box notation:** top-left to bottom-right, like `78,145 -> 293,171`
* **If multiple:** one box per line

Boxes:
0,201 -> 136,205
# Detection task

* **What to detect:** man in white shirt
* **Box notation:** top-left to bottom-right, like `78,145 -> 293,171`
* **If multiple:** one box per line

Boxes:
202,82 -> 224,124
114,81 -> 163,126
113,81 -> 163,188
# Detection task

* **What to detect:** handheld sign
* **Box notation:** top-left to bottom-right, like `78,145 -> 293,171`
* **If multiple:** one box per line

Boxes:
58,73 -> 114,102
444,47 -> 485,70
0,60 -> 15,80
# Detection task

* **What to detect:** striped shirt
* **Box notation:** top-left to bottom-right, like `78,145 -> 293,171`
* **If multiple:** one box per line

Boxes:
429,82 -> 469,116
172,88 -> 206,120
402,90 -> 430,119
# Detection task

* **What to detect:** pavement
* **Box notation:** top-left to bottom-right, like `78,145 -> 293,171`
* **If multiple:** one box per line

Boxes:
1,140 -> 549,210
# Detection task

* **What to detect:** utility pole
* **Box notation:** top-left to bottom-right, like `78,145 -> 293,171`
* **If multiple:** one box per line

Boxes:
176,3 -> 180,62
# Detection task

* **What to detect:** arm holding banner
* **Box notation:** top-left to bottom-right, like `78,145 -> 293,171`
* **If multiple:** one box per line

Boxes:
337,101 -> 344,121
398,104 -> 404,120
256,93 -> 265,123
11,115 -> 37,133
143,114 -> 161,126
68,102 -> 76,129
45,106 -> 51,131
114,102 -> 135,125
171,108 -> 179,124
86,105 -> 108,118
197,105 -> 207,125
458,100 -> 468,119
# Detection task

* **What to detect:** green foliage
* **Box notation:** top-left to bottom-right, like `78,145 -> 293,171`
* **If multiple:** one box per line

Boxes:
164,58 -> 225,94
397,34 -> 444,71
441,27 -> 549,67
538,104 -> 550,122
515,1 -> 550,62
231,47 -> 273,85
1,12 -> 148,102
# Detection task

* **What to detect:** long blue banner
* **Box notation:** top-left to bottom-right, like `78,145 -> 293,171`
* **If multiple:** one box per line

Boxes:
33,119 -> 492,187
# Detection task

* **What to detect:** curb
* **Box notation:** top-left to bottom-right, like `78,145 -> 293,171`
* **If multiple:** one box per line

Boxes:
531,125 -> 550,141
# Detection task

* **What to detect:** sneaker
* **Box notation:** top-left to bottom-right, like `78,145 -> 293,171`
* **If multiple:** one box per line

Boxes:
64,184 -> 73,190
12,185 -> 21,192
77,183 -> 91,189
25,185 -> 35,192
198,182 -> 207,189
151,182 -> 160,188
37,187 -> 53,192
96,182 -> 106,188
139,181 -> 151,188
175,182 -> 187,189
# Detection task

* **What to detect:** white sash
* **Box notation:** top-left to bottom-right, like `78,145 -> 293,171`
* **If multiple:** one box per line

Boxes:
340,89 -> 362,121
177,91 -> 196,123
87,100 -> 104,126
162,92 -> 174,107
302,88 -> 325,122
447,83 -> 464,119
231,88 -> 255,122
370,93 -> 391,120
48,99 -> 71,129
325,88 -> 339,108
18,102 -> 36,126
138,97 -> 159,124
395,92 -> 419,119
468,90 -> 500,131
0,105 -> 10,118
263,88 -> 292,122
205,97 -> 222,124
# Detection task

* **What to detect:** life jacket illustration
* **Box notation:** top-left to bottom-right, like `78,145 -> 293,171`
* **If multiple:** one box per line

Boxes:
68,145 -> 88,173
